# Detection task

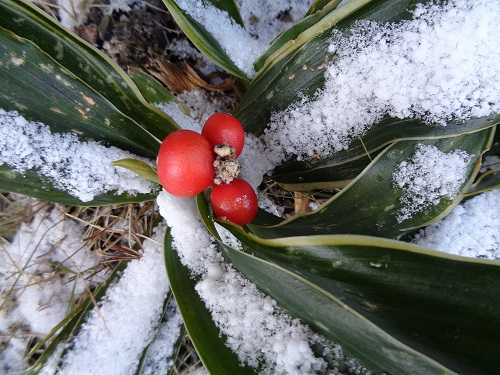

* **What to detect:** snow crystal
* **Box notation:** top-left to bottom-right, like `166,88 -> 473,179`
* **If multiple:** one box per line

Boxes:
265,0 -> 500,160
59,225 -> 171,375
157,191 -> 328,374
0,208 -> 100,374
414,189 -> 500,259
0,110 -> 153,202
215,222 -> 243,250
176,0 -> 312,77
57,0 -> 144,29
39,346 -> 65,375
393,144 -> 471,222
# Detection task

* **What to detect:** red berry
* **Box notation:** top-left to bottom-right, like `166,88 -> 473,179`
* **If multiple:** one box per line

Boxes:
157,130 -> 214,197
202,113 -> 245,156
210,179 -> 258,225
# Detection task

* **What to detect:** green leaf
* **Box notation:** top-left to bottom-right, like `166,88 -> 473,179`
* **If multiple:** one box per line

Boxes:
239,0 -> 499,186
27,263 -> 126,374
0,26 -> 159,157
209,0 -> 244,26
240,0 -> 432,134
0,0 -> 178,147
129,70 -> 176,105
249,129 -> 494,239
465,169 -> 500,197
113,159 -> 160,185
272,117 -> 499,186
253,0 -> 346,72
221,224 -> 500,374
196,193 -> 220,238
0,165 -> 157,206
306,0 -> 342,16
163,228 -> 256,375
161,0 -> 249,81
275,152 -> 373,191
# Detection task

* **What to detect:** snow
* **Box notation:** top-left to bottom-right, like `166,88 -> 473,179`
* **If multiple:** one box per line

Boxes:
239,133 -> 284,190
414,189 -> 500,259
188,367 -> 208,375
57,0 -> 92,29
0,110 -> 153,202
481,155 -> 500,172
157,191 -> 333,374
0,208 -> 101,374
393,144 -> 471,222
59,225 -> 173,375
236,0 -> 313,45
57,0 -> 144,29
158,101 -> 200,132
104,0 -> 145,15
264,0 -> 500,160
176,0 -> 313,77
259,192 -> 285,217
140,300 -> 183,375
157,90 -> 231,133
167,39 -> 220,75
0,336 -> 25,375
175,0 -> 264,77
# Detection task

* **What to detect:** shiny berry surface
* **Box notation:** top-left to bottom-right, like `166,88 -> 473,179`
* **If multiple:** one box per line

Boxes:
202,112 -> 245,156
210,179 -> 258,225
157,130 -> 214,197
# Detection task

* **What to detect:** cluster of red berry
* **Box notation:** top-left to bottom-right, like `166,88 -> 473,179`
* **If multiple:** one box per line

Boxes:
157,113 -> 258,225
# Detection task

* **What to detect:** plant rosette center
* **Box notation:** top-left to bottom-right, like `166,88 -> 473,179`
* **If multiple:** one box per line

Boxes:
156,112 -> 257,225
213,144 -> 241,185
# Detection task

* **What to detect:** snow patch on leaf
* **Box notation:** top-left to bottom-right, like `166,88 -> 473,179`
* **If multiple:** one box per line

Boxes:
414,189 -> 500,258
157,192 -> 353,374
393,144 -> 471,222
264,0 -> 500,160
0,110 -> 153,202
